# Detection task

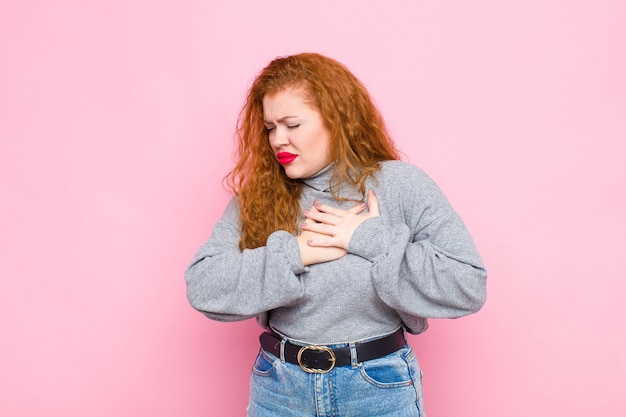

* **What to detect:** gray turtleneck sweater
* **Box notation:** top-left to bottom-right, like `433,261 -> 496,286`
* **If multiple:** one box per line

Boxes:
185,161 -> 487,345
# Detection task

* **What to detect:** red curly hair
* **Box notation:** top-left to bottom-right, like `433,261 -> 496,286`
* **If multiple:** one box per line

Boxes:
225,53 -> 400,250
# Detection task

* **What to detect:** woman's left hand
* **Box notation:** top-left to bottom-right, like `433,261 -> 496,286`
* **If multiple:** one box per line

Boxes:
301,189 -> 380,250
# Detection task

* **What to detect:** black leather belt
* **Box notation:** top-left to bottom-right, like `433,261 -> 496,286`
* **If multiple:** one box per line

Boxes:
259,328 -> 406,373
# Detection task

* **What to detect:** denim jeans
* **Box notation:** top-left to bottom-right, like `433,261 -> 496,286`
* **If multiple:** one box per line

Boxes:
247,342 -> 425,417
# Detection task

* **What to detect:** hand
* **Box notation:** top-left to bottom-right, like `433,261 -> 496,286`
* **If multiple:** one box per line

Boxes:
297,228 -> 346,266
301,190 -> 380,250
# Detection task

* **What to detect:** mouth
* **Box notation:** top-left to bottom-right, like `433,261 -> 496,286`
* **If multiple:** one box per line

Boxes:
276,152 -> 298,165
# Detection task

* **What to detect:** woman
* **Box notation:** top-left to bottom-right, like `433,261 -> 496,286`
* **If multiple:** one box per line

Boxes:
185,52 -> 487,416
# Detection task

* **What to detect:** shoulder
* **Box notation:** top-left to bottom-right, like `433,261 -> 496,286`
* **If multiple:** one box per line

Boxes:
224,195 -> 241,213
218,196 -> 242,227
376,160 -> 433,188
375,160 -> 450,206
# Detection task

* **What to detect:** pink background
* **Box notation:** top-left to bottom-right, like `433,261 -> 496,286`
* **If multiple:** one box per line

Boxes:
1,1 -> 625,416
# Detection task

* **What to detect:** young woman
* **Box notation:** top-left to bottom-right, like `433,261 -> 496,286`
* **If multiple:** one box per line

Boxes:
185,52 -> 487,416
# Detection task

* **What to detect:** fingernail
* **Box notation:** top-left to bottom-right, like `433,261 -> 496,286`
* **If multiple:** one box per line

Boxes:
313,200 -> 321,208
303,209 -> 309,216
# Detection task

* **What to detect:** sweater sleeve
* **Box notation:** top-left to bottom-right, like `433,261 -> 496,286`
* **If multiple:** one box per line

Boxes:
185,198 -> 307,322
347,165 -> 487,327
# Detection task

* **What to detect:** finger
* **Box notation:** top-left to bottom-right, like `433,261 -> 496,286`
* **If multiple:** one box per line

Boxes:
303,208 -> 329,225
366,190 -> 380,217
302,221 -> 334,237
347,201 -> 367,215
306,236 -> 336,247
301,217 -> 317,231
305,203 -> 344,225
309,202 -> 321,213
313,200 -> 346,217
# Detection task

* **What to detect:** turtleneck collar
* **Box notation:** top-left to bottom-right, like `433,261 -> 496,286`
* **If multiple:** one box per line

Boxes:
300,164 -> 334,192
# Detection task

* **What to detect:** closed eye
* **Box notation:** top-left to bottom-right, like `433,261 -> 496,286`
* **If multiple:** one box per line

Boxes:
287,124 -> 300,129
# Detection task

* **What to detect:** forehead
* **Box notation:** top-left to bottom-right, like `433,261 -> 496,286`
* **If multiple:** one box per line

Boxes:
262,88 -> 316,115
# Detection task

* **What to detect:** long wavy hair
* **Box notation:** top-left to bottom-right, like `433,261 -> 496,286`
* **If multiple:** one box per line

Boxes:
225,53 -> 399,250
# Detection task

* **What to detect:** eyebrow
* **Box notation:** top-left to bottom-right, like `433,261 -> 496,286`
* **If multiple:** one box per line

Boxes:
263,116 -> 298,124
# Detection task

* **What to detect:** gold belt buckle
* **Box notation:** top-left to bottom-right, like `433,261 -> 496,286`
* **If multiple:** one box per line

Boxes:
297,345 -> 336,374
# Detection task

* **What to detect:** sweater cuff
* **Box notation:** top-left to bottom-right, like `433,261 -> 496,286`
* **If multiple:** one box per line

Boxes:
347,217 -> 389,261
267,231 -> 307,275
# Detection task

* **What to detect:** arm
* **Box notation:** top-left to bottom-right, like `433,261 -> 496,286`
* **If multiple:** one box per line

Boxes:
349,173 -> 487,321
184,198 -> 307,321
350,213 -> 487,319
302,167 -> 487,321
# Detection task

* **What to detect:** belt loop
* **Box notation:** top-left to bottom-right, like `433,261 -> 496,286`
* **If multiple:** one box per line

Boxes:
349,342 -> 358,368
280,338 -> 286,363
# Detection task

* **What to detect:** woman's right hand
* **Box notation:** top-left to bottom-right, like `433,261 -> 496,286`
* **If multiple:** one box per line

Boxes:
297,229 -> 347,266
296,195 -> 374,266
297,204 -> 347,266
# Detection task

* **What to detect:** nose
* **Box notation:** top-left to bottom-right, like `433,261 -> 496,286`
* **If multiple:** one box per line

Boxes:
269,126 -> 289,148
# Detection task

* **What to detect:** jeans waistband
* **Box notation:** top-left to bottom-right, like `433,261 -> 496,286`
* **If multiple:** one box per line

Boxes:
259,328 -> 406,373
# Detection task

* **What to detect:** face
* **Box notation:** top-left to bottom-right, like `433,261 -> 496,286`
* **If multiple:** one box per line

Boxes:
263,88 -> 332,179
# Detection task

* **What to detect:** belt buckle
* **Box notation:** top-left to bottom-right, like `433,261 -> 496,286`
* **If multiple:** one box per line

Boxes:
297,345 -> 336,374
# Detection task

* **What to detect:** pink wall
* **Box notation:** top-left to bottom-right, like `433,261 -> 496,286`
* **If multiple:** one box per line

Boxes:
1,1 -> 624,415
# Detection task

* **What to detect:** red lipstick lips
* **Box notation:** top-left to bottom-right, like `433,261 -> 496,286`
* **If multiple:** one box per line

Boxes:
277,152 -> 297,164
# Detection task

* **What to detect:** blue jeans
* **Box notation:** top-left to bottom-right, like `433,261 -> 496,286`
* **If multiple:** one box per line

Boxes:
247,342 -> 425,417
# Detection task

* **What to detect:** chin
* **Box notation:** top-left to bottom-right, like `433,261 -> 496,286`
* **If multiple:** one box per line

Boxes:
283,168 -> 306,180
284,172 -> 303,180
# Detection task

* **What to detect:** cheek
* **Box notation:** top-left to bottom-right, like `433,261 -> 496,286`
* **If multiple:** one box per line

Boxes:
267,132 -> 277,148
319,135 -> 332,158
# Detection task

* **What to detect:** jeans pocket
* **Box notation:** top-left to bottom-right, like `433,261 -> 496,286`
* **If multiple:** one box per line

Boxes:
252,349 -> 278,377
359,347 -> 415,388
